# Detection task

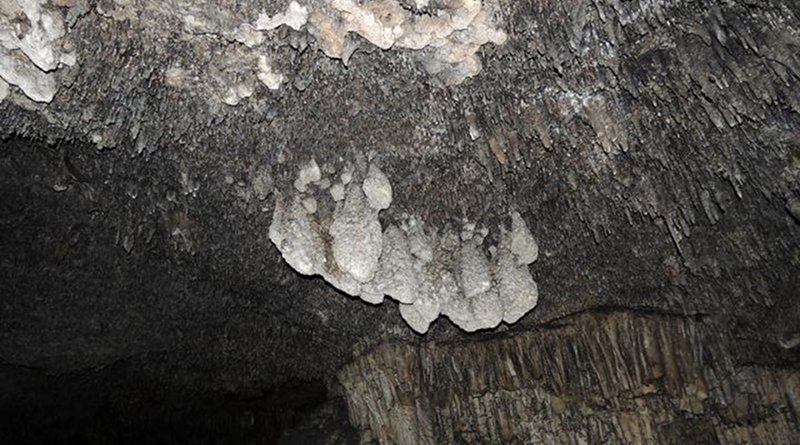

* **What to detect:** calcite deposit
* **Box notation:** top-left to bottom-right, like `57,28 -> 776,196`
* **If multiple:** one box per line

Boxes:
270,160 -> 541,333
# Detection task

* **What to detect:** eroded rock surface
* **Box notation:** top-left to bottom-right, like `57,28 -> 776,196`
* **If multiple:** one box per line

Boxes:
340,311 -> 800,445
0,0 -> 799,443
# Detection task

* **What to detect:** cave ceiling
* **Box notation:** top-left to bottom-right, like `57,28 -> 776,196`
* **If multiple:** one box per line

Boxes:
0,0 -> 799,441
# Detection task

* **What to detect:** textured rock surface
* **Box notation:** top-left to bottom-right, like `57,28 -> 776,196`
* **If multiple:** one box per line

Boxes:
340,310 -> 800,445
0,0 -> 798,442
269,159 -> 542,333
0,0 -> 76,102
306,0 -> 507,84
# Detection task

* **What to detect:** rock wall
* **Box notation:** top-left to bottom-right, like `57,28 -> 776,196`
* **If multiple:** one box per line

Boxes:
339,311 -> 800,445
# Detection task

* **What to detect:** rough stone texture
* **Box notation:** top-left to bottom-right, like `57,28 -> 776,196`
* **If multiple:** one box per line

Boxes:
0,0 -> 76,102
339,310 -> 800,445
362,164 -> 392,211
270,160 -> 541,333
305,0 -> 507,84
0,0 -> 799,442
330,182 -> 384,283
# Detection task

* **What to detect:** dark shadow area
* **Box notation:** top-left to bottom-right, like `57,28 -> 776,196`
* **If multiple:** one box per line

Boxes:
0,361 -> 355,445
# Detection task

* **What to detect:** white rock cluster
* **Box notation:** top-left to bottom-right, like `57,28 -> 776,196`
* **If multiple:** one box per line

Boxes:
253,1 -> 309,32
269,160 -> 539,334
247,0 -> 507,85
0,0 -> 75,102
306,0 -> 508,84
164,0 -> 506,101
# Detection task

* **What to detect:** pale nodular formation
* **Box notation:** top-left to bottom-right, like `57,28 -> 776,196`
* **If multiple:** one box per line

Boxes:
1,0 -> 506,105
0,0 -> 78,103
306,0 -> 507,85
188,0 -> 507,95
245,0 -> 507,86
269,159 -> 540,334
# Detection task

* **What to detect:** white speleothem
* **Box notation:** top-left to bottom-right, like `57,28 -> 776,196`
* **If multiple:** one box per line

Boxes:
270,161 -> 540,333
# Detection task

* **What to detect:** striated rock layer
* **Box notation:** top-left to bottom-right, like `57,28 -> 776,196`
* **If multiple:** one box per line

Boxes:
339,311 -> 800,445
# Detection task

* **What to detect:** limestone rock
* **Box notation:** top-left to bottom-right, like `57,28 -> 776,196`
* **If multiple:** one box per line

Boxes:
268,194 -> 326,276
362,164 -> 393,211
330,183 -> 383,283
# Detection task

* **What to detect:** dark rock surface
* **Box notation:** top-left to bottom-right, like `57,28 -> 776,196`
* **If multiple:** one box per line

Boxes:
1,0 -> 799,443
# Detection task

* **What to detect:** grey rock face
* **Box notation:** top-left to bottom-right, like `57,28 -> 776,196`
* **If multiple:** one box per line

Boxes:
1,0 -> 799,442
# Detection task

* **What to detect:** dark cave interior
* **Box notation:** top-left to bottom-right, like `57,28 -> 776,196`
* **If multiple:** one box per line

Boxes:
2,0 -> 800,443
